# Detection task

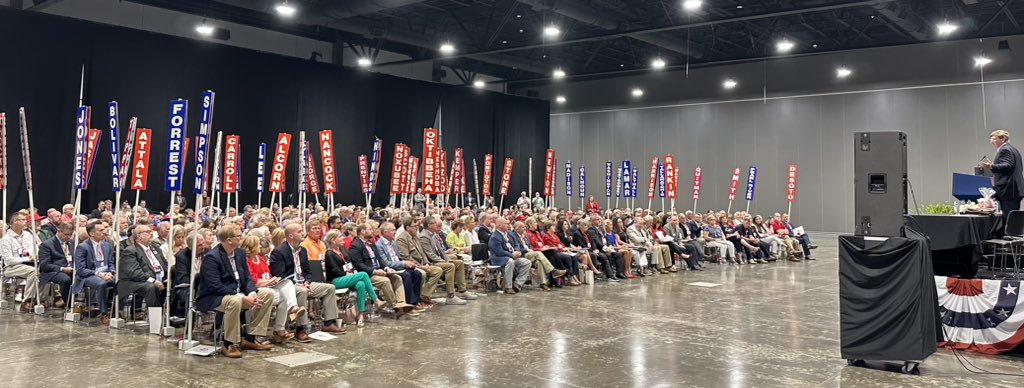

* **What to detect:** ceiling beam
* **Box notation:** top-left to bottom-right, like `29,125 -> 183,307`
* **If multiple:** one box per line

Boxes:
375,0 -> 899,68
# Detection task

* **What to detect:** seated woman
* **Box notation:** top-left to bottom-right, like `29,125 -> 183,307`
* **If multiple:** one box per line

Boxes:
243,235 -> 303,343
445,220 -> 472,261
323,229 -> 382,327
720,215 -> 746,264
702,215 -> 737,264
557,219 -> 596,275
542,221 -> 582,286
651,215 -> 681,272
752,215 -> 784,260
526,218 -> 573,287
603,219 -> 633,279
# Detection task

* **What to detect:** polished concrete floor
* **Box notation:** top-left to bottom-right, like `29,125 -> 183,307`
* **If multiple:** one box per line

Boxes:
2,232 -> 1024,387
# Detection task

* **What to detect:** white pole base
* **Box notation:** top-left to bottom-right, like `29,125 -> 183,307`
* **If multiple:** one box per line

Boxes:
178,339 -> 200,351
162,326 -> 176,337
0,300 -> 9,309
33,305 -> 45,315
64,312 -> 81,322
109,318 -> 127,329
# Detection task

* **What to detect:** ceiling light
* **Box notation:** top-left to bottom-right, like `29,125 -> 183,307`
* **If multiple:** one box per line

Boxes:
776,39 -> 795,53
723,78 -> 737,89
357,57 -> 372,67
274,2 -> 297,17
439,42 -> 456,55
736,5 -> 743,9
936,21 -> 959,36
974,55 -> 992,67
683,0 -> 703,12
473,80 -> 486,88
516,14 -> 521,18
502,40 -> 508,44
195,20 -> 214,36
543,25 -> 561,38
651,57 -> 666,69
631,88 -> 644,97
555,95 -> 567,104
836,66 -> 852,79
552,68 -> 566,79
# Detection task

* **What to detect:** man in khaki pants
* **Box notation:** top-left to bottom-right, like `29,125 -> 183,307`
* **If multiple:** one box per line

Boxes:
195,224 -> 275,358
420,216 -> 477,305
269,223 -> 344,343
396,217 -> 443,306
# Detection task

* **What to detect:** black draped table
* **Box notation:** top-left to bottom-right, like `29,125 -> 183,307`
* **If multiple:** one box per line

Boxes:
903,214 -> 999,278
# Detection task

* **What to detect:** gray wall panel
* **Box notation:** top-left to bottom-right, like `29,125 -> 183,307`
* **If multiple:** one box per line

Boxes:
552,80 -> 1024,232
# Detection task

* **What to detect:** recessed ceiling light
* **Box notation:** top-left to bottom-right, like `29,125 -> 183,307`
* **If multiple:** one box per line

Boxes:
195,20 -> 214,36
974,55 -> 992,67
516,14 -> 521,18
631,88 -> 644,97
776,39 -> 795,53
439,42 -> 455,54
723,78 -> 738,89
553,68 -> 567,79
274,2 -> 297,17
502,40 -> 508,44
519,29 -> 524,33
936,21 -> 959,36
836,66 -> 852,79
473,80 -> 486,88
683,0 -> 702,12
651,58 -> 666,69
736,5 -> 743,9
543,25 -> 561,38
357,57 -> 372,67
812,43 -> 818,48
555,95 -> 567,103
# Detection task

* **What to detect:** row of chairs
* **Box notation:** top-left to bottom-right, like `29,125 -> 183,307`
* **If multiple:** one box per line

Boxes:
983,210 -> 1024,278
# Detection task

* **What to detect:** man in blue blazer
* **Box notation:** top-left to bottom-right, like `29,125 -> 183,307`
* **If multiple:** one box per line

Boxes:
74,220 -> 116,325
488,217 -> 532,294
38,222 -> 75,308
195,224 -> 274,358
981,129 -> 1024,220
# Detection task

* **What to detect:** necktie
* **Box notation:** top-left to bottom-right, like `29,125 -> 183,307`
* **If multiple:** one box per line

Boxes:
96,243 -> 105,265
293,248 -> 304,281
62,241 -> 71,265
227,253 -> 240,293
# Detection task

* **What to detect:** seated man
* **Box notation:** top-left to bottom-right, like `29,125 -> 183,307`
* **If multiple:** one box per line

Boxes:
2,211 -> 41,312
171,231 -> 209,318
584,219 -> 626,280
419,216 -> 477,304
576,219 -> 620,281
487,217 -> 533,294
348,223 -> 414,316
395,217 -> 443,308
269,222 -> 344,342
663,215 -> 703,270
375,222 -> 425,313
118,224 -> 168,309
510,221 -> 565,291
73,219 -> 116,324
627,217 -> 672,274
38,221 -> 75,309
782,213 -> 817,260
195,224 -> 275,358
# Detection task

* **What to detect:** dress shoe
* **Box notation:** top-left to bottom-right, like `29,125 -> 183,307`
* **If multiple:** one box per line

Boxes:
288,306 -> 306,322
668,267 -> 678,273
73,305 -> 84,314
406,310 -> 420,317
293,331 -> 312,343
550,269 -> 567,278
504,288 -> 517,295
20,302 -> 33,313
100,314 -> 111,326
240,339 -> 272,351
54,298 -> 65,308
272,331 -> 294,343
540,284 -> 551,291
805,256 -> 815,260
221,344 -> 242,358
456,291 -> 478,300
321,324 -> 346,334
512,284 -> 522,293
809,244 -> 818,250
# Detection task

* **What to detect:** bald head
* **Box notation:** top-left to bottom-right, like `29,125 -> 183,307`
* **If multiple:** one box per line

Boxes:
284,222 -> 305,246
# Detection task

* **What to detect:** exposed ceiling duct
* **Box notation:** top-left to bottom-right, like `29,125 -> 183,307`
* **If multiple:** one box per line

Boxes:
872,1 -> 929,41
516,0 -> 703,58
303,0 -> 432,24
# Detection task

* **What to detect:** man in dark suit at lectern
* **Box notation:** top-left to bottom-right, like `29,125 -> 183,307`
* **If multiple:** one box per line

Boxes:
980,129 -> 1024,221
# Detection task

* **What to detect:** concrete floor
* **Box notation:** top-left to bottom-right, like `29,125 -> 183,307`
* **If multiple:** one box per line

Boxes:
2,232 -> 1023,388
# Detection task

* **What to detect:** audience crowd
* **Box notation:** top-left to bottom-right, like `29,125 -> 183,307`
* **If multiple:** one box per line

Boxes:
0,195 -> 817,358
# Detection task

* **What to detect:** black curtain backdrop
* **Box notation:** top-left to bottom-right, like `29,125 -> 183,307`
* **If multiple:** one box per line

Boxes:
0,8 -> 549,214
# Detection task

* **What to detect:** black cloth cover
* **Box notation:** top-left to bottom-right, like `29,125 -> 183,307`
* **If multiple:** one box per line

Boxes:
904,214 -> 998,278
838,229 -> 940,361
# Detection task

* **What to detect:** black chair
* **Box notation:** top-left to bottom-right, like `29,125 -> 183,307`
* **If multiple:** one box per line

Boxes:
984,210 -> 1024,277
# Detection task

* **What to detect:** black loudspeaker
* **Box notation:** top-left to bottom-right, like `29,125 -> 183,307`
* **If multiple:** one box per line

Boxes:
854,131 -> 907,237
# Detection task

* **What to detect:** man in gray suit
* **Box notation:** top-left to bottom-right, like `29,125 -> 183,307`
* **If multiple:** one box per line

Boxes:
488,217 -> 533,294
74,219 -> 116,325
419,216 -> 476,305
118,224 -> 168,308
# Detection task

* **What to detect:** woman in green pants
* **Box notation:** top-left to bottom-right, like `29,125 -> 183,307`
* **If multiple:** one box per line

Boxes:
323,229 -> 381,327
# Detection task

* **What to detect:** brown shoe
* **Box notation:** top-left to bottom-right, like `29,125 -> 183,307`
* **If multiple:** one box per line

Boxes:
54,299 -> 65,309
272,331 -> 294,343
504,288 -> 517,295
293,331 -> 312,343
551,269 -> 567,279
512,284 -> 522,293
288,306 -> 306,322
20,302 -> 33,313
668,267 -> 678,273
100,314 -> 110,325
221,344 -> 242,358
540,284 -> 551,291
321,324 -> 346,334
240,339 -> 272,351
